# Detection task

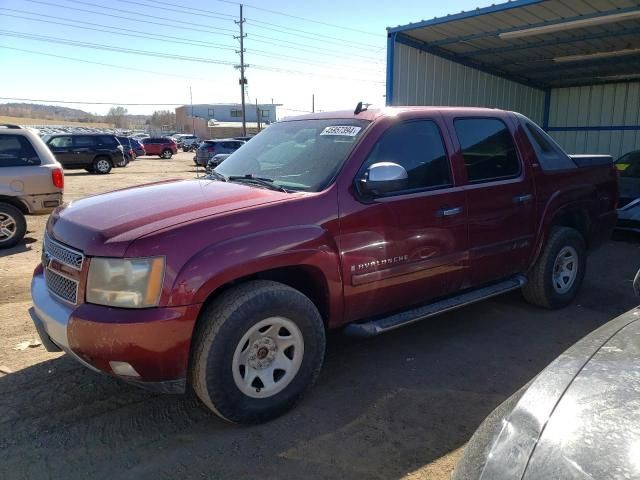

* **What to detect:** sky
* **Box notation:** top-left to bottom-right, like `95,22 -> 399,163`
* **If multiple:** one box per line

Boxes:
0,0 -> 493,117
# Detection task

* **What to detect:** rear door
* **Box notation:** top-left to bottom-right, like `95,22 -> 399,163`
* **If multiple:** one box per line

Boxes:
338,117 -> 469,322
446,115 -> 535,285
72,136 -> 97,166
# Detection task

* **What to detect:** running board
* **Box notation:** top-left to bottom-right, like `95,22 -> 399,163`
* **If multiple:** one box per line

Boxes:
343,275 -> 527,337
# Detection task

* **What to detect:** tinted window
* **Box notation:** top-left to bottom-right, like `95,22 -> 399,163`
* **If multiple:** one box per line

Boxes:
360,120 -> 451,192
74,136 -> 96,147
522,120 -> 576,171
619,152 -> 640,178
49,136 -> 72,148
0,135 -> 41,167
454,118 -> 520,182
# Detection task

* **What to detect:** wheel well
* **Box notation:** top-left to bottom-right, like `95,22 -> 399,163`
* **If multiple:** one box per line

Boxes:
200,266 -> 330,327
555,209 -> 590,246
93,155 -> 113,164
0,196 -> 28,214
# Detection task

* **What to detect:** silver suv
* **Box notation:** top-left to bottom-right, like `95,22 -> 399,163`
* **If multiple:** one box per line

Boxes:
0,125 -> 64,249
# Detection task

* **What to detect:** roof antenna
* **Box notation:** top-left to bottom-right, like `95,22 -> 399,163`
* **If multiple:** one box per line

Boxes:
354,101 -> 369,115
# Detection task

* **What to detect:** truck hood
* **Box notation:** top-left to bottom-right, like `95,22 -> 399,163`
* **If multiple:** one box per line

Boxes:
48,179 -> 291,256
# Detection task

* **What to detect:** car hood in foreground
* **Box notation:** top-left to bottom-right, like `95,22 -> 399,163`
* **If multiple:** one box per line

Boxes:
48,179 -> 292,256
454,307 -> 640,480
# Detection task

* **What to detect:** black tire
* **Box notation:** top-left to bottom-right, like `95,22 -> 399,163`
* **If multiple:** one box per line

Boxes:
522,226 -> 586,309
0,203 -> 27,249
191,280 -> 326,424
160,149 -> 173,159
92,156 -> 112,174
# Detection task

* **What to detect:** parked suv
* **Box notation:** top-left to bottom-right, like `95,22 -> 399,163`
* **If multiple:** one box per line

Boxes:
30,107 -> 617,424
140,137 -> 177,158
194,139 -> 244,165
46,134 -> 124,174
0,125 -> 63,248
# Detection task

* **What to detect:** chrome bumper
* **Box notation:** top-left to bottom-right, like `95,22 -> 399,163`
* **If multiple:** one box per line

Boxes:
30,272 -> 101,374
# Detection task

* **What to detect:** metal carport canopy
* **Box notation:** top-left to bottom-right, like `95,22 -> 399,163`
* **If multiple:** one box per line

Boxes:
387,0 -> 640,91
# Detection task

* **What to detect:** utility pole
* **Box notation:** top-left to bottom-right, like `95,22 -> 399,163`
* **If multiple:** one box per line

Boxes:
255,98 -> 261,132
234,4 -> 247,136
189,85 -> 195,136
312,94 -> 315,113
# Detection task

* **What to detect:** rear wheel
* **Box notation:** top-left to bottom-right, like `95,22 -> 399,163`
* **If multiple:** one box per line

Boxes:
191,280 -> 326,424
522,226 -> 586,308
92,156 -> 112,174
160,149 -> 173,159
0,203 -> 26,249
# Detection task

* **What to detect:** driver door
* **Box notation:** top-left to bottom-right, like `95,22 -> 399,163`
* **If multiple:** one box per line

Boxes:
337,117 -> 469,323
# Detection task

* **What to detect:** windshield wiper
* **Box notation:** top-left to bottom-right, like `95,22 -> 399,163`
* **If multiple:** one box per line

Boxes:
207,170 -> 227,182
228,174 -> 289,193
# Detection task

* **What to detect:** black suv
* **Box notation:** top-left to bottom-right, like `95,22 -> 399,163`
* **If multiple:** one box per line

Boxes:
46,134 -> 124,174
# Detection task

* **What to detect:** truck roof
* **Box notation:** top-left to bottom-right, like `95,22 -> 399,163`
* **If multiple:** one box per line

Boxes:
282,106 -> 510,122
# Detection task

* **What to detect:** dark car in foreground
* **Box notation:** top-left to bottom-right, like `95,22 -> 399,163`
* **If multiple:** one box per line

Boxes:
194,138 -> 244,165
30,107 -> 617,424
616,150 -> 640,232
453,268 -> 640,480
46,134 -> 124,174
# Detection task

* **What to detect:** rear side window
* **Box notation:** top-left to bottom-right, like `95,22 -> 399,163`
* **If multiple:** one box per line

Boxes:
74,136 -> 96,147
454,118 -> 520,182
523,121 -> 576,171
360,119 -> 452,193
98,136 -> 118,146
0,135 -> 41,167
49,136 -> 72,148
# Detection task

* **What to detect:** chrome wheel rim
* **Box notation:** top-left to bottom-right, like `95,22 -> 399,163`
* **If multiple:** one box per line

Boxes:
553,246 -> 578,294
162,150 -> 171,158
0,213 -> 17,241
232,317 -> 304,399
96,159 -> 110,173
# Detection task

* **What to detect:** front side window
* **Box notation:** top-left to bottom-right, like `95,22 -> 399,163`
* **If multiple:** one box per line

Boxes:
230,109 -> 243,118
73,136 -> 96,147
216,119 -> 369,191
359,120 -> 452,194
454,118 -> 520,182
48,136 -> 72,148
0,135 -> 40,167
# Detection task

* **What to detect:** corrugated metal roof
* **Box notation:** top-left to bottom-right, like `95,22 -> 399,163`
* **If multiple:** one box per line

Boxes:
389,0 -> 640,88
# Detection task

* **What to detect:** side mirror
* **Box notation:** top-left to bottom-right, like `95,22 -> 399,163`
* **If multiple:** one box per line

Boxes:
359,162 -> 408,196
634,269 -> 640,297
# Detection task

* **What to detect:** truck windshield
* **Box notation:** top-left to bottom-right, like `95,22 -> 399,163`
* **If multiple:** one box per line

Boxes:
215,119 -> 370,192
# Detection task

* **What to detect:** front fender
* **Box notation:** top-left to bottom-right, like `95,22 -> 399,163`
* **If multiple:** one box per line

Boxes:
168,225 -> 343,324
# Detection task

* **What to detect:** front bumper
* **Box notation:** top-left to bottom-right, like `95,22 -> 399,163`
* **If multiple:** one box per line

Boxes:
30,270 -> 201,393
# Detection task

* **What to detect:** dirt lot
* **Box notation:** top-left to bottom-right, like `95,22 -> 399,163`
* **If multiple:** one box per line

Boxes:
1,152 -> 639,479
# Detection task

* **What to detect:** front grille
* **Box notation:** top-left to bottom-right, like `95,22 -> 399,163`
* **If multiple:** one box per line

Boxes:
44,233 -> 84,270
45,268 -> 78,304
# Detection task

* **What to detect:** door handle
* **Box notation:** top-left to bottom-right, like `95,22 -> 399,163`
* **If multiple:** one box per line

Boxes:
513,194 -> 533,204
437,206 -> 463,217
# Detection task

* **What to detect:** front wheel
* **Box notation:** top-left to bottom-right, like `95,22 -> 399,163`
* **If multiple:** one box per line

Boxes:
0,203 -> 27,249
522,226 -> 586,308
160,149 -> 173,159
191,280 -> 326,424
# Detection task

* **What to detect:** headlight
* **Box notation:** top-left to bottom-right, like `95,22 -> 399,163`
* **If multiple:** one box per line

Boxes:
86,257 -> 165,308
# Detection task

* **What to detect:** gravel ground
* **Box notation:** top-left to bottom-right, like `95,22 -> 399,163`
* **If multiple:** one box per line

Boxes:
0,152 -> 638,479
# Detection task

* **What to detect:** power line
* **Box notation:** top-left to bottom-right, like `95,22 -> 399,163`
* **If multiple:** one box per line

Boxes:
134,0 -> 381,37
1,9 -> 384,73
245,20 -> 382,51
0,97 -> 186,106
0,45 -> 214,81
0,30 -> 238,64
26,0 -> 384,61
0,10 -> 238,51
113,0 -> 234,21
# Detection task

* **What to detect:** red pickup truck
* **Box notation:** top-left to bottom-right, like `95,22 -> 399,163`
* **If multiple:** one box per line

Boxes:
30,106 -> 617,424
